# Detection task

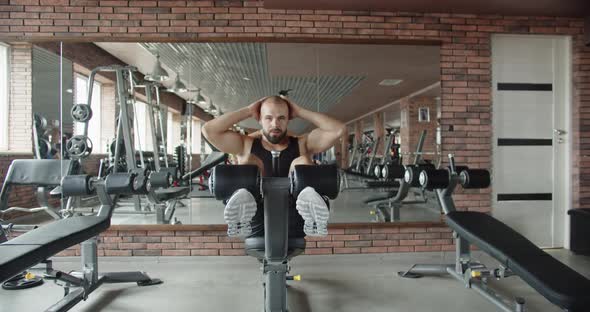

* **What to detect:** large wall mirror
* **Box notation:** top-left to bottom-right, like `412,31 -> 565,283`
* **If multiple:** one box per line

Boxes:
0,40 -> 440,227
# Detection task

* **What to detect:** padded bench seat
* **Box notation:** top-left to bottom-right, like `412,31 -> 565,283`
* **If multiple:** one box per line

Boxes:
153,187 -> 191,202
446,211 -> 590,311
0,215 -> 109,282
244,237 -> 306,260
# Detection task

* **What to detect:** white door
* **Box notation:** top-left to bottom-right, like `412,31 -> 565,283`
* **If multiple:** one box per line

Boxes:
491,34 -> 571,248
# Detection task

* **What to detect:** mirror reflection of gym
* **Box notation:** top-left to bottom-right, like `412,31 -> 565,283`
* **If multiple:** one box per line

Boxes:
2,41 -> 440,226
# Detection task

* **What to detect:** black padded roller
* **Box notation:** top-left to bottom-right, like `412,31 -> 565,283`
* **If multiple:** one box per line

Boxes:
210,165 -> 260,200
61,175 -> 92,197
105,173 -> 136,195
148,171 -> 172,189
382,164 -> 405,180
404,164 -> 435,187
291,164 -> 339,199
460,169 -> 491,189
419,169 -> 449,189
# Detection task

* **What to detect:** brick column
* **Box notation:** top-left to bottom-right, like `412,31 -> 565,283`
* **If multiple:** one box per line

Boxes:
374,111 -> 385,157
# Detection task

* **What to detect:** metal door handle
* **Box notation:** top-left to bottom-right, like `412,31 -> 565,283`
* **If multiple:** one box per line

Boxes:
553,129 -> 566,135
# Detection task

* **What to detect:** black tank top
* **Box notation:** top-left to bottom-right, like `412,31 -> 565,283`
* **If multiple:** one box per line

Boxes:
250,137 -> 300,177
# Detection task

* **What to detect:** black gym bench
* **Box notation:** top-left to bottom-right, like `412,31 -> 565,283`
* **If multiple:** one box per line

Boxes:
210,150 -> 339,312
400,156 -> 590,312
0,165 -> 170,311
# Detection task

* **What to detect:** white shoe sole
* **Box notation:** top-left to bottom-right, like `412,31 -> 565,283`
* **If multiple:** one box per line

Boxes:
224,188 -> 257,237
296,187 -> 330,236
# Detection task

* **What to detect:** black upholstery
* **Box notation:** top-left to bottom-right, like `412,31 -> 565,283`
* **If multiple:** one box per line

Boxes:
0,215 -> 109,282
153,187 -> 191,202
244,237 -> 306,260
364,181 -> 399,188
182,152 -> 228,181
0,159 -> 73,210
446,211 -> 590,311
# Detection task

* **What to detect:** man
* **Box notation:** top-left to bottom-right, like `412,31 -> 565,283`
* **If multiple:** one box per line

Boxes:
202,95 -> 345,237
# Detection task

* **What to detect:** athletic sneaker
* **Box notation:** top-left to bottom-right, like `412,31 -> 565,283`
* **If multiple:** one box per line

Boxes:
224,188 -> 258,237
295,187 -> 330,236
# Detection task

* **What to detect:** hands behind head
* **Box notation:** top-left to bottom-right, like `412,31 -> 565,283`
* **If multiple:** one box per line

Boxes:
279,95 -> 299,120
247,96 -> 267,121
248,95 -> 300,121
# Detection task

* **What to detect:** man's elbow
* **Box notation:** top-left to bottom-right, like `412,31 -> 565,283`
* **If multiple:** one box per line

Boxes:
201,122 -> 212,140
335,123 -> 346,138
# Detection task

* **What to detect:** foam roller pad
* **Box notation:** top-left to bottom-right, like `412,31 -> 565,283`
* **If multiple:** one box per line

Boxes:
460,169 -> 491,189
404,164 -> 435,187
149,171 -> 171,189
291,164 -> 339,199
210,165 -> 260,200
105,173 -> 136,195
61,175 -> 92,196
382,164 -> 405,180
419,169 -> 449,189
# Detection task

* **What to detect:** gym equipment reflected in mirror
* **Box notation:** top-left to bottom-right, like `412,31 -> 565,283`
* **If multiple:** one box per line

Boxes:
0,40 -> 441,227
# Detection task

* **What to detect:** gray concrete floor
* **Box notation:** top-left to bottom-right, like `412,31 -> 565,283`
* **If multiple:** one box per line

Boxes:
1,250 -> 588,312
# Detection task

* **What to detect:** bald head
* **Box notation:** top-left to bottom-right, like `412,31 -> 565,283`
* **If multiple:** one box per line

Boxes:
258,96 -> 291,144
259,96 -> 291,120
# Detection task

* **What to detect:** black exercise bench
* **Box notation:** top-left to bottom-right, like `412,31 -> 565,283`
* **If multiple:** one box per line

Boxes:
0,214 -> 109,283
401,156 -> 590,312
447,211 -> 590,311
0,167 -> 170,311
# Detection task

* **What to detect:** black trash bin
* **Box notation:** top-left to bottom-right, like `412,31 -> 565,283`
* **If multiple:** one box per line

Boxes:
568,208 -> 590,255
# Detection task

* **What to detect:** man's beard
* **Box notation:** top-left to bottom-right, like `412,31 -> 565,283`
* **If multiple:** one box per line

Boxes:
263,128 -> 287,144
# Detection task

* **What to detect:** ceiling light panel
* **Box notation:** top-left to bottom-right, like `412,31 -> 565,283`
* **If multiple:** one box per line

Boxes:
141,42 -> 364,133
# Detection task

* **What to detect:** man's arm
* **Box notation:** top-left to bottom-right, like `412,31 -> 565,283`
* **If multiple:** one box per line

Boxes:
287,99 -> 346,155
202,98 -> 266,155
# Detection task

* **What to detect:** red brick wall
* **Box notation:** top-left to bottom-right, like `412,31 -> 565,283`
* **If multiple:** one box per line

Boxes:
0,1 -> 588,255
51,223 -> 453,257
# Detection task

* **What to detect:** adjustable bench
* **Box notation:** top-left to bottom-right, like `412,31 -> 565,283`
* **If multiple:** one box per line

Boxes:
400,156 -> 590,312
0,214 -> 109,283
0,159 -> 75,221
0,171 -> 165,312
448,211 -> 590,311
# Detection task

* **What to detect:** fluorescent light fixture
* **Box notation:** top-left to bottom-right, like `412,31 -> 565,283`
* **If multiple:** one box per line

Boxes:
378,79 -> 403,86
166,72 -> 187,93
145,54 -> 170,82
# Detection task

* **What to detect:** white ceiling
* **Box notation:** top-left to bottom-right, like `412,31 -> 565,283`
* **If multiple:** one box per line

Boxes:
96,42 -> 440,134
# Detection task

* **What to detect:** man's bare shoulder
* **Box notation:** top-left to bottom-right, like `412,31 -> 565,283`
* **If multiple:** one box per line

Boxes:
239,134 -> 254,157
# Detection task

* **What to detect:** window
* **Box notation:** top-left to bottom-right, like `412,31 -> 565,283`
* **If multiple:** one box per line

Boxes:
190,117 -> 213,154
418,107 -> 430,122
191,117 -> 202,154
133,100 -> 154,152
0,43 -> 9,151
74,74 -> 103,152
166,110 -> 181,153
